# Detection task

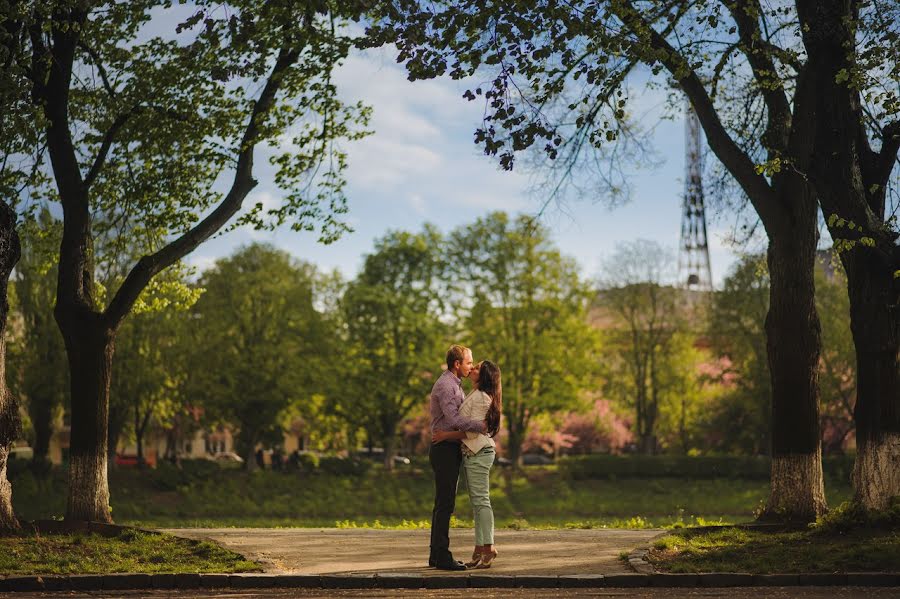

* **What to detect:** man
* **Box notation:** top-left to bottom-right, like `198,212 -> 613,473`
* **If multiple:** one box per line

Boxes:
429,344 -> 487,570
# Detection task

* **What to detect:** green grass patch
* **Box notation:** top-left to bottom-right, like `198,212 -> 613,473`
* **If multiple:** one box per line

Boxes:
10,464 -> 852,530
649,520 -> 900,573
0,529 -> 260,575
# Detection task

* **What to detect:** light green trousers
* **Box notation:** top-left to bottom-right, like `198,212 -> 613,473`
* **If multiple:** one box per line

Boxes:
462,446 -> 495,546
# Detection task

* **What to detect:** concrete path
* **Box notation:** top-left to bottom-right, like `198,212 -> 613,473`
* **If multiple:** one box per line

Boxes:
163,528 -> 662,576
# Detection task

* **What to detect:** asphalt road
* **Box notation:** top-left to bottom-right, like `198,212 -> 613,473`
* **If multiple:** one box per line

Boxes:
12,586 -> 900,598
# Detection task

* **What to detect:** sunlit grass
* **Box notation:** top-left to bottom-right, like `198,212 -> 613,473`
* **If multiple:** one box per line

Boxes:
0,529 -> 260,575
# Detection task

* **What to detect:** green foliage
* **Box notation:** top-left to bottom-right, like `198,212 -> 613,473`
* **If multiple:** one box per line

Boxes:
814,499 -> 900,534
705,253 -> 858,455
317,456 -> 371,477
339,225 -> 448,467
559,454 -> 855,482
7,211 -> 68,464
705,255 -> 772,455
596,240 -> 693,455
183,244 -> 333,463
448,212 -> 600,463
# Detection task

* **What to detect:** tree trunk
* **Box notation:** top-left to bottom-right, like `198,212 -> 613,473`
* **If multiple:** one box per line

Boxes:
507,418 -> 524,467
845,252 -> 900,510
58,316 -> 115,523
383,431 -> 396,472
793,0 -> 900,513
29,395 -> 53,468
0,200 -> 21,532
760,215 -> 827,522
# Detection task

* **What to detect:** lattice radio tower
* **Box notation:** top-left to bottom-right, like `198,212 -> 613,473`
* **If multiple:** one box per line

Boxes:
678,104 -> 713,292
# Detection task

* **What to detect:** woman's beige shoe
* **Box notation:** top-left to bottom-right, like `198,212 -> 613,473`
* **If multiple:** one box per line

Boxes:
464,550 -> 482,568
475,547 -> 498,569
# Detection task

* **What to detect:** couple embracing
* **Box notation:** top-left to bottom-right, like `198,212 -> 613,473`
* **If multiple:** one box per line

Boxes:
428,344 -> 502,571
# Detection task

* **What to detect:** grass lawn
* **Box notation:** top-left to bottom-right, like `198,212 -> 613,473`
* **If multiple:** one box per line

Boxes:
11,463 -> 854,530
648,505 -> 900,573
0,528 -> 260,575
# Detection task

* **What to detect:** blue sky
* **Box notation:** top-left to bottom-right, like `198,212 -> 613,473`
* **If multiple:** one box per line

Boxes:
186,43 -> 753,288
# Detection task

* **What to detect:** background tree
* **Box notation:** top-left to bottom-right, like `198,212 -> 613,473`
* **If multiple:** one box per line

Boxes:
185,244 -> 328,470
706,255 -> 771,455
9,213 -> 68,472
341,226 -> 447,470
110,268 -> 201,467
597,240 -> 684,455
707,253 -> 858,456
7,0 -> 371,520
816,260 -> 857,455
370,0 -> 879,520
449,212 -> 599,465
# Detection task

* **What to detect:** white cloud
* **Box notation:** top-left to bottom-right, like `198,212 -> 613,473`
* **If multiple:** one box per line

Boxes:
408,194 -> 426,215
348,137 -> 442,187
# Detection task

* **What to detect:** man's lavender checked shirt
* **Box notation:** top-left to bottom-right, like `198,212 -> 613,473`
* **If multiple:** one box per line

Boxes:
430,370 -> 486,434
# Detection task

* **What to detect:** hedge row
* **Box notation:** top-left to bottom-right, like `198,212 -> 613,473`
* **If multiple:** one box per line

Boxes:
557,454 -> 856,481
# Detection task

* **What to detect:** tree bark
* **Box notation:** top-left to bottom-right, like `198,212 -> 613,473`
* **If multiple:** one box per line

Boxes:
58,315 -> 115,523
0,200 -> 22,532
845,252 -> 900,510
760,203 -> 827,521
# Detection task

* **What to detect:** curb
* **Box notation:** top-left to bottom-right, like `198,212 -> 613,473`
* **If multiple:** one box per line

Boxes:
0,572 -> 897,591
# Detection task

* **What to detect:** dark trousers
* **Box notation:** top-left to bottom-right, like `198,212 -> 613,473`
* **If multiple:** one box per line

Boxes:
429,440 -> 462,561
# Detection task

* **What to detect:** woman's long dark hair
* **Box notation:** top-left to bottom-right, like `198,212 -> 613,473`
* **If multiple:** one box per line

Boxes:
478,361 -> 502,438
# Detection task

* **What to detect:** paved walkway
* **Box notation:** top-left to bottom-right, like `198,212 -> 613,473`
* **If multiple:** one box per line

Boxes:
163,528 -> 662,576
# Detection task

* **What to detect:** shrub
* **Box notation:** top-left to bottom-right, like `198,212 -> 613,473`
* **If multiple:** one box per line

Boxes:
318,456 -> 371,476
558,454 -> 857,480
180,458 -> 221,480
297,452 -> 319,473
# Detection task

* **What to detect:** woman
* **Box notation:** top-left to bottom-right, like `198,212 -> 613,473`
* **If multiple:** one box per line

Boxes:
432,360 -> 502,569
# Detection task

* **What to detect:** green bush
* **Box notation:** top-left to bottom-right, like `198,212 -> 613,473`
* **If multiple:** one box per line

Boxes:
297,452 -> 319,473
318,456 -> 371,477
558,454 -> 856,480
180,459 -> 221,480
152,462 -> 189,491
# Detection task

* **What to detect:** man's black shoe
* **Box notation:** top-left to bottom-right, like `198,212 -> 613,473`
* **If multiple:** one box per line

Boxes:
428,557 -> 435,567
434,560 -> 466,571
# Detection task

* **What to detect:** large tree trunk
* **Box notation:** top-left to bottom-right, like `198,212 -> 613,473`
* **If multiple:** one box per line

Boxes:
845,252 -> 900,510
760,195 -> 827,522
0,200 -> 22,532
794,0 -> 900,512
58,315 -> 115,523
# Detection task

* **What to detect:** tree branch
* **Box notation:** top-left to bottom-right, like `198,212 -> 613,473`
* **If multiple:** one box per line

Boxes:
615,2 -> 782,230
84,106 -> 137,189
727,0 -> 792,152
78,40 -> 117,98
103,44 -> 301,330
874,120 -> 900,190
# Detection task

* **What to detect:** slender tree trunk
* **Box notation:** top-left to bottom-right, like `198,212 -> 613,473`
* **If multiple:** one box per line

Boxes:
760,206 -> 827,521
383,427 -> 396,472
29,395 -> 53,467
0,201 -> 21,532
57,316 -> 115,523
136,406 -> 152,469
